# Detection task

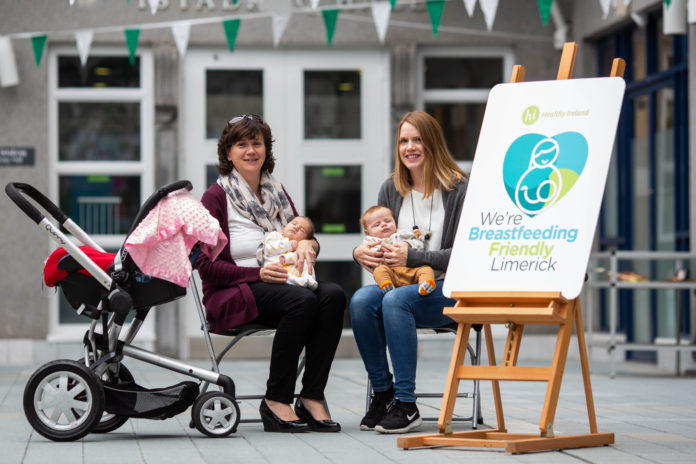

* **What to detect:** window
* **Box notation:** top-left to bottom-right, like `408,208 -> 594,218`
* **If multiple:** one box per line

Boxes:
206,70 -> 263,138
417,48 -> 513,171
304,70 -> 361,139
596,14 -> 689,354
49,47 -> 154,336
304,165 -> 361,234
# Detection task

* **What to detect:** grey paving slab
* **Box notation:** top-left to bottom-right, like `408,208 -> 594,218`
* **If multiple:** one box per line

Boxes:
1,356 -> 696,463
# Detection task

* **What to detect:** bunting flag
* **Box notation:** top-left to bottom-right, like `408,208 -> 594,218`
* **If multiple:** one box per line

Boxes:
599,0 -> 612,18
311,0 -> 320,9
664,0 -> 672,6
147,0 -> 159,15
390,0 -> 397,8
689,0 -> 696,24
371,2 -> 391,43
272,14 -> 290,47
171,22 -> 191,57
322,9 -> 339,46
0,36 -> 20,87
463,0 -> 477,17
69,0 -> 75,5
124,28 -> 140,65
537,0 -> 553,25
31,35 -> 47,67
222,18 -> 241,52
426,1 -> 446,37
75,30 -> 94,66
479,0 -> 499,31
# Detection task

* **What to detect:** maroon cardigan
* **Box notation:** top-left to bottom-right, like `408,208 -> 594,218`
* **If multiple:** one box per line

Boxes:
195,182 -> 299,334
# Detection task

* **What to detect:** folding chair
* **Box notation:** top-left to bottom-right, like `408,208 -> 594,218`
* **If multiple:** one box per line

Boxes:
190,271 -> 305,424
365,323 -> 483,427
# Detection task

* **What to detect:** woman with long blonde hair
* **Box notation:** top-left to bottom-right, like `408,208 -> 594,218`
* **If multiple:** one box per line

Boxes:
350,111 -> 468,434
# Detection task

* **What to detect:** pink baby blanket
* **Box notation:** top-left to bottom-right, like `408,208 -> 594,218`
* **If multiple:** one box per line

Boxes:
125,188 -> 228,287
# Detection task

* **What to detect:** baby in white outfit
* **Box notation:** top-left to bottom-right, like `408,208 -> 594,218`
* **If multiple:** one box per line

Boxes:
260,216 -> 318,289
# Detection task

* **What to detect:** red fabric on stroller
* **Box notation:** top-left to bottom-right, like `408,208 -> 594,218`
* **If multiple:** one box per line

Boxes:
43,246 -> 116,287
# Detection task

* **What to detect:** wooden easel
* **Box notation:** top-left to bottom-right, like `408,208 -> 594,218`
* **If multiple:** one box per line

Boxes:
397,43 -> 625,454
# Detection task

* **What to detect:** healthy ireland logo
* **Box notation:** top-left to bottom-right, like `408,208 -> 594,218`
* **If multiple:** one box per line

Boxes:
502,132 -> 588,217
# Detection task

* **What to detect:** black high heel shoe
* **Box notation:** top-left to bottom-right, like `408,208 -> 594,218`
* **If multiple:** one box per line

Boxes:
259,399 -> 309,433
294,398 -> 341,433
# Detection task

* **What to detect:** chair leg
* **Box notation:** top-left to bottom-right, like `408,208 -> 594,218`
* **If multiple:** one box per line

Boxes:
471,326 -> 483,429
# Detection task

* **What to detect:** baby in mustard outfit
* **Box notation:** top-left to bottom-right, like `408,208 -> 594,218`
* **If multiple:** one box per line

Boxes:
361,205 -> 435,295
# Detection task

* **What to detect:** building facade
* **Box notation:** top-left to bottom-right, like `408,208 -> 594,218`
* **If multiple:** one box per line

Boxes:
0,0 -> 692,367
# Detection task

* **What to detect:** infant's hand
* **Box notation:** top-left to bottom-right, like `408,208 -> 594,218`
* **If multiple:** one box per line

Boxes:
279,256 -> 286,266
290,240 -> 298,251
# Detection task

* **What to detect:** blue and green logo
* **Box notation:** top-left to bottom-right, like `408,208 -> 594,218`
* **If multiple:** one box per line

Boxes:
502,132 -> 588,217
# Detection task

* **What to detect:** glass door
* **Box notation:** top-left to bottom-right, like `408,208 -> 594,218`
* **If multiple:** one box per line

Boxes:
182,49 -> 390,331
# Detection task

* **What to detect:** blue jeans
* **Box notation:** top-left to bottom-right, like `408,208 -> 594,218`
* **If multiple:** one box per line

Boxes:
349,281 -> 454,402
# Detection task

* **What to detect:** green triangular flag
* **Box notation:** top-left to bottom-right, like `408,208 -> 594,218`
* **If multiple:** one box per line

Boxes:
537,0 -> 553,26
426,1 -> 445,38
124,29 -> 140,65
31,35 -> 47,67
222,19 -> 241,52
322,10 -> 339,46
390,0 -> 397,8
664,0 -> 671,6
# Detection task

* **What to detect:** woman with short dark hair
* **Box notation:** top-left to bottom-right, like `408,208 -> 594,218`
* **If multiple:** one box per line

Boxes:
197,114 -> 345,433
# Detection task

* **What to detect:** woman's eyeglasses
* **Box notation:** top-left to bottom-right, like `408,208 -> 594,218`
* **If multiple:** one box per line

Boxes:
227,114 -> 262,125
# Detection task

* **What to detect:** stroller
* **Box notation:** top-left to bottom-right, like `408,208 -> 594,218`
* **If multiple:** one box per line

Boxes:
6,181 -> 240,441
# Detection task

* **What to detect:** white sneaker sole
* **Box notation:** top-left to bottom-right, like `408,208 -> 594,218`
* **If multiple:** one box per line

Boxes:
374,417 -> 422,434
359,424 -> 375,431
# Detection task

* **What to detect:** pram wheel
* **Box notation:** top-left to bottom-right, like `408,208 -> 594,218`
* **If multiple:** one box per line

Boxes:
89,361 -> 134,434
23,359 -> 105,442
191,391 -> 240,438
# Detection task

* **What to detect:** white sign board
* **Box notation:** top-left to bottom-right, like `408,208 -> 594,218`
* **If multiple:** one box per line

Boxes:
444,77 -> 625,299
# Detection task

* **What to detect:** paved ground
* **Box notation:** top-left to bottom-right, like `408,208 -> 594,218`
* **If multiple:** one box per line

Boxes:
1,355 -> 695,464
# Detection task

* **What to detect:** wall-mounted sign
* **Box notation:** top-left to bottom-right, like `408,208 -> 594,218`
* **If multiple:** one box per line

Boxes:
0,147 -> 35,166
444,77 -> 625,299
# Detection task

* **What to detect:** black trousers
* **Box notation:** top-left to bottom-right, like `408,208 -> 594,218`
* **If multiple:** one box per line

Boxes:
248,281 -> 345,404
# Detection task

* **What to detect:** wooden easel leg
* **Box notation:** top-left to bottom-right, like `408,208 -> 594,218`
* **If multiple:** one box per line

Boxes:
484,323 -> 506,432
575,300 -> 599,433
539,299 -> 576,436
438,323 -> 471,433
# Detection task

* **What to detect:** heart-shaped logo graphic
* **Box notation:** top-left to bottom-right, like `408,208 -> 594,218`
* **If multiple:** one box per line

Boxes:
502,132 -> 588,217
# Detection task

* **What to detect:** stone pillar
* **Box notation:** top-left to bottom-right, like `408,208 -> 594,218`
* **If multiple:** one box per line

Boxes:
153,43 -> 182,358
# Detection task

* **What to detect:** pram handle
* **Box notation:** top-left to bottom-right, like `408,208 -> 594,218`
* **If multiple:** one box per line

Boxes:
5,182 -> 69,225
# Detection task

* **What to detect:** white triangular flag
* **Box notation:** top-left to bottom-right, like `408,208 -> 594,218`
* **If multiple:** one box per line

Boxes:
310,0 -> 320,9
599,0 -> 612,19
272,14 -> 290,47
148,0 -> 159,15
463,0 -> 477,17
371,2 -> 391,44
479,0 -> 499,31
75,30 -> 93,67
69,0 -> 75,5
171,22 -> 191,57
689,0 -> 696,24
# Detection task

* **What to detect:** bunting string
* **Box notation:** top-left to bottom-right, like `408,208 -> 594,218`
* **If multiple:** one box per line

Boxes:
7,0 -> 646,67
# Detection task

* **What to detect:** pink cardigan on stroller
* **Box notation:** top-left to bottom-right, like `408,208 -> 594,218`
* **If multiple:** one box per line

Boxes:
125,189 -> 228,288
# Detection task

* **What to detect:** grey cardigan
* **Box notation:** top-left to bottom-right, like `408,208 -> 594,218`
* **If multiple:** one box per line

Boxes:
377,177 -> 468,272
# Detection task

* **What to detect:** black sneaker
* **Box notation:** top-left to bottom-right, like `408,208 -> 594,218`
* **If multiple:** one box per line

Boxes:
374,399 -> 422,434
360,387 -> 394,431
